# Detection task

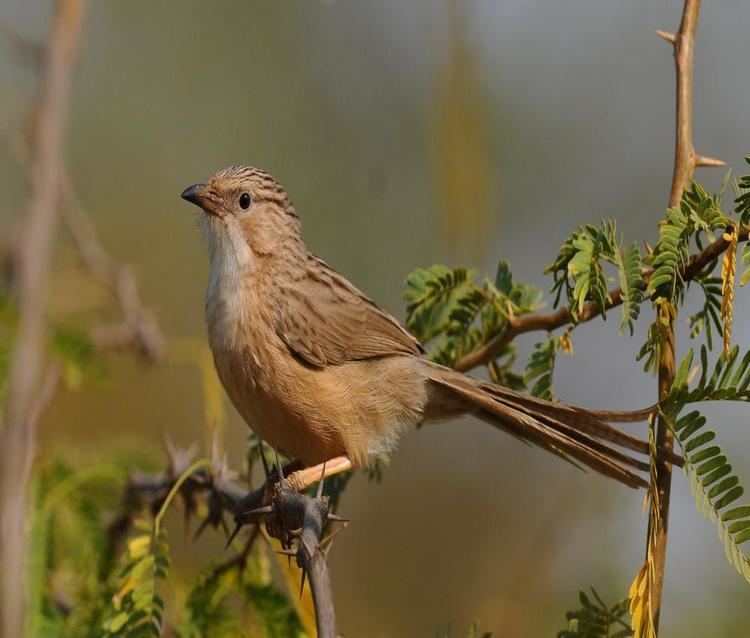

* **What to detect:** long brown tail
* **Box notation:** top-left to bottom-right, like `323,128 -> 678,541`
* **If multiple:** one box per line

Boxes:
424,363 -> 681,489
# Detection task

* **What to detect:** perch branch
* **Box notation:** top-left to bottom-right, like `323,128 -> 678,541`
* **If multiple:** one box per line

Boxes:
113,444 -> 343,638
0,3 -> 87,637
269,488 -> 337,637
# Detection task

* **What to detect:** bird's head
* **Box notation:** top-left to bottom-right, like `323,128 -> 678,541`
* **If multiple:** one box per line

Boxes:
181,166 -> 301,260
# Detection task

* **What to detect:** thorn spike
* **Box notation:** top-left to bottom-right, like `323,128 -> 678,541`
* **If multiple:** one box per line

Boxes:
242,505 -> 273,517
299,569 -> 307,599
656,29 -> 676,44
327,513 -> 349,523
219,515 -> 229,535
695,154 -> 728,168
224,524 -> 241,550
316,461 -> 327,499
192,517 -> 211,542
319,522 -> 347,550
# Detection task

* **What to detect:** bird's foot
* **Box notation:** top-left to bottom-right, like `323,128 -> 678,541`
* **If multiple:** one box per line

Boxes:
226,456 -> 351,550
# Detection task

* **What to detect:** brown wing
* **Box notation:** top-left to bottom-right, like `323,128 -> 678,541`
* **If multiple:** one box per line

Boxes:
274,255 -> 423,367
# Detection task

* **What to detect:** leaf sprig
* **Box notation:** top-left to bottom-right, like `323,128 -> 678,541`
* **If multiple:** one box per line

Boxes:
404,261 -> 543,367
558,589 -> 632,638
662,347 -> 750,582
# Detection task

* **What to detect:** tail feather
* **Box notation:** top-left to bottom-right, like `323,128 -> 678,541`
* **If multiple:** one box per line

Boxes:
425,363 -> 679,489
505,400 -> 650,473
480,381 -> 683,467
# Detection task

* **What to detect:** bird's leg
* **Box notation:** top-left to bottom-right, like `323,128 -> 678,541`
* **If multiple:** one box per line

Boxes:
228,456 -> 351,546
284,456 -> 353,493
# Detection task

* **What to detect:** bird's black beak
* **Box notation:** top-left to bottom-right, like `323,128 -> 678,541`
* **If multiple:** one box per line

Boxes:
181,183 -> 210,208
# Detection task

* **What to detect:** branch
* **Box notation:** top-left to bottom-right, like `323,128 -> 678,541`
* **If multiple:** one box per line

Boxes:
0,3 -> 87,638
454,226 -> 748,373
112,445 -> 343,638
271,488 -> 338,637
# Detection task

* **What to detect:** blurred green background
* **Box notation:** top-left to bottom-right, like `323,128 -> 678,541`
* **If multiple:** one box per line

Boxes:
2,1 -> 750,635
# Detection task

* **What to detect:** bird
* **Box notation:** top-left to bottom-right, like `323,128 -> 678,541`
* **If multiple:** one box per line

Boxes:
181,165 -> 671,491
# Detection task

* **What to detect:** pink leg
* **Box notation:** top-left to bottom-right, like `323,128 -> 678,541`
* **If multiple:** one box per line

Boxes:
285,456 -> 353,492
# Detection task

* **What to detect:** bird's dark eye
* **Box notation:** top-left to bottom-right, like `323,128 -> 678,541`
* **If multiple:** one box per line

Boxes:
239,192 -> 252,210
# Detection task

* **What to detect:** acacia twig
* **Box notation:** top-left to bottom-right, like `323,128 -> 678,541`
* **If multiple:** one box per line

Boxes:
0,3 -> 87,637
454,226 -> 748,373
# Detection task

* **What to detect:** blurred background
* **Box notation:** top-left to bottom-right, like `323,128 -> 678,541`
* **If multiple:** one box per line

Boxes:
2,0 -> 750,635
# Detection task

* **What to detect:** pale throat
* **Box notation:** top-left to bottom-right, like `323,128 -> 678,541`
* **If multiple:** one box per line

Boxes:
203,215 -> 256,349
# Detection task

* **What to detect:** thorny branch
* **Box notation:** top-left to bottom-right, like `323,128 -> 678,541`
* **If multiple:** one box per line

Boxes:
112,444 -> 345,638
650,0 -> 711,630
0,3 -> 87,637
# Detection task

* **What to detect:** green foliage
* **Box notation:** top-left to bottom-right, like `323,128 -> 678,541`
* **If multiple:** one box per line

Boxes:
488,344 -> 527,392
734,156 -> 750,227
666,345 -> 750,407
740,244 -> 750,288
662,347 -> 750,582
49,325 -> 106,389
546,221 -> 647,334
182,568 -> 238,637
639,183 -> 734,373
636,319 -> 661,377
546,221 -> 618,321
181,543 -> 304,638
405,266 -> 477,345
648,202 -> 691,302
27,452 -> 309,638
647,183 -> 727,303
241,582 -> 305,637
617,243 -> 645,335
687,266 -> 723,350
404,261 -> 542,367
636,297 -> 678,377
525,335 -> 557,401
558,589 -> 632,638
668,410 -> 750,582
26,462 -> 128,638
102,519 -> 168,637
